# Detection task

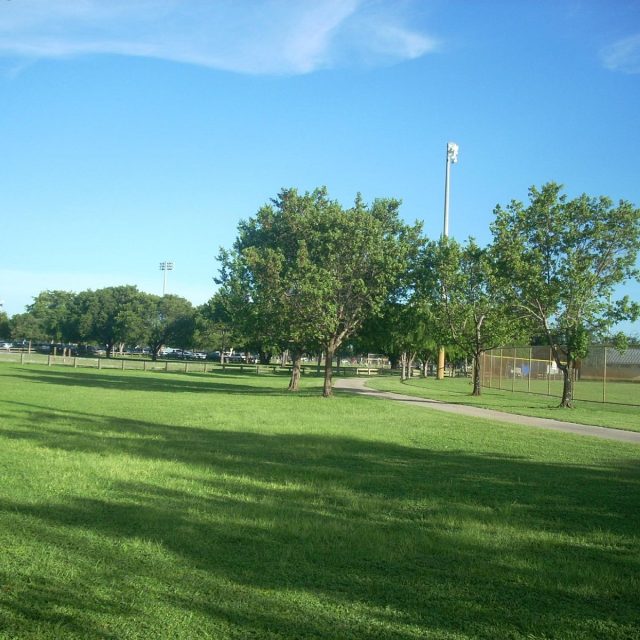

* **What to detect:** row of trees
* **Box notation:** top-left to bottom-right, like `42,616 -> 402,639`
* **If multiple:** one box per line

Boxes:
4,288 -> 220,360
2,182 -> 638,406
216,183 -> 639,405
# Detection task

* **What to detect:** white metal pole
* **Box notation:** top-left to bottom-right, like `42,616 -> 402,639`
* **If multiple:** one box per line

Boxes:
444,154 -> 451,238
443,141 -> 458,238
438,142 -> 458,380
160,261 -> 174,296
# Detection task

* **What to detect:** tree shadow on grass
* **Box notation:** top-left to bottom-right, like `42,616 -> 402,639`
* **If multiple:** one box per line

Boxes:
8,366 -> 320,396
0,404 -> 639,638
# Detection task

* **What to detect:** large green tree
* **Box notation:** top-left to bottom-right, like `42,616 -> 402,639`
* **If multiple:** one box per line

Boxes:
218,187 -> 421,396
25,290 -> 78,345
74,286 -> 149,357
490,183 -> 640,407
197,293 -> 245,362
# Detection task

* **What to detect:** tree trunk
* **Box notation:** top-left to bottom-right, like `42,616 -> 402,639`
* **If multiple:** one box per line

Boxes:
259,350 -> 271,365
559,363 -> 574,408
288,351 -> 302,391
323,346 -> 334,397
421,359 -> 429,378
472,353 -> 482,396
400,352 -> 407,381
408,353 -> 416,378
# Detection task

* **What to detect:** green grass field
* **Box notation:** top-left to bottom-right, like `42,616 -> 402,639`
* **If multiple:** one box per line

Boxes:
486,375 -> 639,406
366,376 -> 640,432
1,363 -> 639,639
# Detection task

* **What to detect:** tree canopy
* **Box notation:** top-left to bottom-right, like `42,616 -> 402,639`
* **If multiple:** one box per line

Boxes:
218,187 -> 422,395
419,237 -> 527,395
490,182 -> 640,406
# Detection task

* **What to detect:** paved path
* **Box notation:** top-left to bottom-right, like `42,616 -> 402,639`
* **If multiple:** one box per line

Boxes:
334,377 -> 640,444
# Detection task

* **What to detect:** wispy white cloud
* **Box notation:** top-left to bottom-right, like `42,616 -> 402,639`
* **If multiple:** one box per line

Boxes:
0,0 -> 437,74
600,33 -> 640,74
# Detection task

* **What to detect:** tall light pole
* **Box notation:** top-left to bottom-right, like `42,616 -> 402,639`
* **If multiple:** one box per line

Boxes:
438,142 -> 458,380
159,261 -> 174,296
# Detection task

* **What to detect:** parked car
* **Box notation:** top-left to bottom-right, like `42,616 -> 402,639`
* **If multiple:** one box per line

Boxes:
77,345 -> 106,357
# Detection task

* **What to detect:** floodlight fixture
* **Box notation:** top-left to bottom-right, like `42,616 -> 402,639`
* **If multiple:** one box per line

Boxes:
447,142 -> 459,164
159,261 -> 175,295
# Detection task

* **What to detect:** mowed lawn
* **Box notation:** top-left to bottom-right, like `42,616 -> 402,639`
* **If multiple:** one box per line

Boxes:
0,364 -> 639,639
367,376 -> 640,432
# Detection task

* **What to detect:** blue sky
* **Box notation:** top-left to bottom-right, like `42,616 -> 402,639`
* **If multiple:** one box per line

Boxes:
1,0 -> 639,334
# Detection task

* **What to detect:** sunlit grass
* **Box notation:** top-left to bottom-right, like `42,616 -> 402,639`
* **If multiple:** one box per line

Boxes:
366,375 -> 640,432
0,363 -> 639,639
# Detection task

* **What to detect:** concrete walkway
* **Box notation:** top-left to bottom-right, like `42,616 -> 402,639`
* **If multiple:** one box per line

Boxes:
334,377 -> 640,445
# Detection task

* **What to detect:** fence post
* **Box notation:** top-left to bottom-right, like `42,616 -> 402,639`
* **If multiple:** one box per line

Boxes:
498,348 -> 503,390
74,357 -> 77,368
98,358 -> 102,370
121,359 -> 125,371
143,360 -> 147,372
603,346 -> 607,403
48,355 -> 52,367
165,361 -> 168,372
548,348 -> 552,396
20,352 -> 24,365
512,348 -> 516,392
527,347 -> 532,393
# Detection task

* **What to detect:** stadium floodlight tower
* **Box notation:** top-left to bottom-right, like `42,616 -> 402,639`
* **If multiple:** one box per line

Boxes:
443,142 -> 458,238
159,261 -> 174,296
438,142 -> 459,380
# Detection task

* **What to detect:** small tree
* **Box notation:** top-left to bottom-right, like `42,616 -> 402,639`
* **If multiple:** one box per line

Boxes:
491,183 -> 640,407
356,299 -> 436,380
26,290 -> 78,346
0,311 -> 10,339
421,238 -> 527,395
145,294 -> 196,360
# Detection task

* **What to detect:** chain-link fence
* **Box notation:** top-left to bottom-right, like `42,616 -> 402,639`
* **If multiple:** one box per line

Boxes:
480,346 -> 640,406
